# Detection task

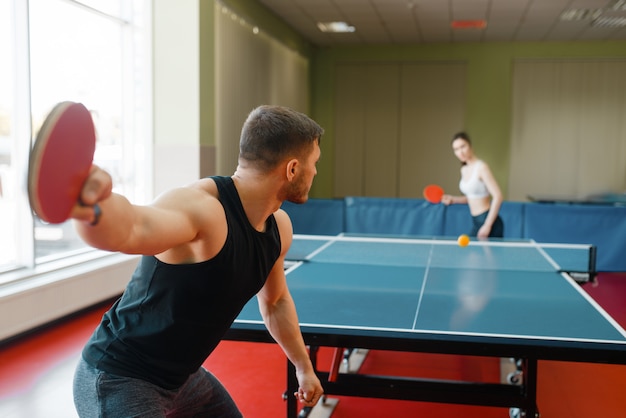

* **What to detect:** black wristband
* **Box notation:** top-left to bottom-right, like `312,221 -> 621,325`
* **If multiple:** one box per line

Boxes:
90,203 -> 102,226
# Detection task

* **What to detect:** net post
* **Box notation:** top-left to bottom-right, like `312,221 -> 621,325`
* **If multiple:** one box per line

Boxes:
588,245 -> 598,282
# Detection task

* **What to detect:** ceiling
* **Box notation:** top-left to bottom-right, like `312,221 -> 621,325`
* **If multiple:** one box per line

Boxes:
255,0 -> 626,46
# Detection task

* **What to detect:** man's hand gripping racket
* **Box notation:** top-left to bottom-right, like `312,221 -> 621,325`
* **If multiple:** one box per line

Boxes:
28,101 -> 104,225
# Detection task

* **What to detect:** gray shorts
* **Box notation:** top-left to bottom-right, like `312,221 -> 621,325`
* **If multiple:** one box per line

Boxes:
73,357 -> 243,418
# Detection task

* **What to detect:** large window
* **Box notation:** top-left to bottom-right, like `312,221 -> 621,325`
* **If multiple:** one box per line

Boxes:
0,0 -> 151,282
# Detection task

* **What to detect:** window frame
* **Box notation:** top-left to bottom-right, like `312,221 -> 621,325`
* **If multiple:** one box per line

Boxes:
0,0 -> 152,286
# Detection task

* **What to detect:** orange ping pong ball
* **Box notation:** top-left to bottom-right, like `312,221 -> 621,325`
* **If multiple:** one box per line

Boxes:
457,234 -> 470,247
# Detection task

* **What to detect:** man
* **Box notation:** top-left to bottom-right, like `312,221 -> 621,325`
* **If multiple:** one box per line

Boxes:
72,105 -> 324,417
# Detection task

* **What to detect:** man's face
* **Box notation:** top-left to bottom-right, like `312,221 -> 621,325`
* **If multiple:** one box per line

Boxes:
285,140 -> 320,204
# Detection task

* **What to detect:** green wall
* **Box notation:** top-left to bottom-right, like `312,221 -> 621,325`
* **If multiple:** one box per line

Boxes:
208,2 -> 626,199
309,42 -> 626,198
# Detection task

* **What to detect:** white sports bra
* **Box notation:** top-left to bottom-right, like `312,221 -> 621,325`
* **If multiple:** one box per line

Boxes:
459,160 -> 489,199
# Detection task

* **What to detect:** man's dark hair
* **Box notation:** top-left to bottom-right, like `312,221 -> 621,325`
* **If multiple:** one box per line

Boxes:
239,105 -> 324,171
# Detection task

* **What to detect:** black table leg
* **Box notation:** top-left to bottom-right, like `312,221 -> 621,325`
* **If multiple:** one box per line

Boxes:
523,358 -> 539,418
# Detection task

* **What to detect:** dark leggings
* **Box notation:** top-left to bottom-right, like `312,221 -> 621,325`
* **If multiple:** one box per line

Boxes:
470,211 -> 504,238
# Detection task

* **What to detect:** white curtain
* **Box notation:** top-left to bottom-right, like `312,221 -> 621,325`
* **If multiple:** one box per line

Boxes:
214,2 -> 309,175
509,60 -> 626,201
333,62 -> 467,198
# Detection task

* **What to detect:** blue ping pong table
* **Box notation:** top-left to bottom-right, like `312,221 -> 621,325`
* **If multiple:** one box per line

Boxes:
225,234 -> 626,417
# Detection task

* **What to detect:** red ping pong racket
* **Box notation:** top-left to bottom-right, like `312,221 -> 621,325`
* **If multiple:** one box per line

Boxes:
423,184 -> 444,204
28,101 -> 96,224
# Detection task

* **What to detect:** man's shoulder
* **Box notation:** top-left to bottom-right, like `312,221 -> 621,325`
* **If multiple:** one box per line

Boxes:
273,208 -> 293,237
190,177 -> 221,199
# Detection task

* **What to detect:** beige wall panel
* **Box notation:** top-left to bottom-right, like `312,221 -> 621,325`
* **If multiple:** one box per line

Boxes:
510,60 -> 626,201
334,65 -> 368,196
398,63 -> 467,198
363,65 -> 401,197
215,4 -> 309,176
334,62 -> 467,198
576,63 -> 626,194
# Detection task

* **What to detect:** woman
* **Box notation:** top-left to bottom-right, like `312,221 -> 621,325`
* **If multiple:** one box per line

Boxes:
441,132 -> 504,238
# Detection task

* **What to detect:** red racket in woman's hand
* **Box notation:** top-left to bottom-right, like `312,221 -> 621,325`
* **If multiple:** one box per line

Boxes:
423,184 -> 444,204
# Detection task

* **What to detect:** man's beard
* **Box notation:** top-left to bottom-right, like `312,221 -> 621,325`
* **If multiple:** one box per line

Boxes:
285,175 -> 309,204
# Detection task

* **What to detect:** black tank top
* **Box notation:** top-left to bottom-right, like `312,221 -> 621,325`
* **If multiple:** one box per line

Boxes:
82,176 -> 281,389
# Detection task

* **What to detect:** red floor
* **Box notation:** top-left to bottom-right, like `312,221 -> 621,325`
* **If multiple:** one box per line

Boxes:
1,273 -> 625,418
